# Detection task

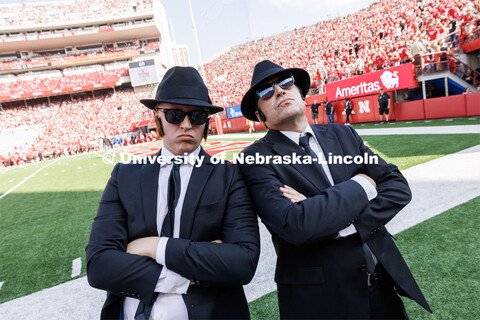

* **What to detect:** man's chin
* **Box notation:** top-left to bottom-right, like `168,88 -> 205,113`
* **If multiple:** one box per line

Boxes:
176,141 -> 199,155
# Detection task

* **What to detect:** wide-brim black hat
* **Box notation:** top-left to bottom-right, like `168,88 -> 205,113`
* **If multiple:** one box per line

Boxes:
241,60 -> 310,121
140,66 -> 224,114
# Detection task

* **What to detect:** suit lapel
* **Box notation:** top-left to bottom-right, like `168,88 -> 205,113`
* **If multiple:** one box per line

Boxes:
312,125 -> 350,184
268,130 -> 327,192
180,148 -> 214,238
140,150 -> 161,236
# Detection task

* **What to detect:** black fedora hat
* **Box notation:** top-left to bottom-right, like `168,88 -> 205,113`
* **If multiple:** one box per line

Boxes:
140,66 -> 223,114
241,60 -> 310,121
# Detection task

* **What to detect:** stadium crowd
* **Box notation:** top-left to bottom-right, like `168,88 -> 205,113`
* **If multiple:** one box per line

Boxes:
204,0 -> 479,107
0,88 -> 154,167
0,0 -> 153,26
0,41 -> 159,72
0,65 -> 129,98
1,0 -> 479,166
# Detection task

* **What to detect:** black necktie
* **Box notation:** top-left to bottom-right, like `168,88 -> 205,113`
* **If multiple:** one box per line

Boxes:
299,133 -> 331,185
162,162 -> 182,237
300,134 -> 378,274
135,298 -> 157,320
136,162 -> 182,320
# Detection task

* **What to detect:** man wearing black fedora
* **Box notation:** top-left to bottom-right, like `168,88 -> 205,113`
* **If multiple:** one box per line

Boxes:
238,60 -> 431,319
86,66 -> 260,320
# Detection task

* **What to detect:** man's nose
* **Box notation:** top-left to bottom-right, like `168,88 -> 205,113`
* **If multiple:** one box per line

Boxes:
180,114 -> 193,129
275,84 -> 286,98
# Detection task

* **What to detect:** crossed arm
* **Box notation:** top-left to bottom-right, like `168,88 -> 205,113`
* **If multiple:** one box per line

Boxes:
128,167 -> 260,287
86,164 -> 260,304
239,127 -> 410,247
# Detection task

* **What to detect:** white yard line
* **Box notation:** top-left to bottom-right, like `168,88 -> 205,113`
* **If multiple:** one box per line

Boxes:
0,159 -> 59,201
0,125 -> 479,319
209,124 -> 480,140
1,145 -> 479,319
355,124 -> 480,135
71,258 -> 82,278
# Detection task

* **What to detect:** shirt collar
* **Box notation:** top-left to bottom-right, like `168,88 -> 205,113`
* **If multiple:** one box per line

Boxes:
280,124 -> 318,146
160,145 -> 201,167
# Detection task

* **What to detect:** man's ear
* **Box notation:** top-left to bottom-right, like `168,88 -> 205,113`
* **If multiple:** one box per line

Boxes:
255,110 -> 266,122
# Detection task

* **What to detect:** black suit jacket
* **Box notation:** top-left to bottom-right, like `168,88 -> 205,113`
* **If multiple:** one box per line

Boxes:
239,124 -> 431,319
86,148 -> 260,319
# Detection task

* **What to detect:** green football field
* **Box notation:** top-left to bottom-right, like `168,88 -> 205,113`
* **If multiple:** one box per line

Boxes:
1,128 -> 479,318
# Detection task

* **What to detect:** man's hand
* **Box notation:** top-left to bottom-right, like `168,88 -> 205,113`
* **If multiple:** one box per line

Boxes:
126,236 -> 160,260
355,173 -> 377,189
280,185 -> 307,203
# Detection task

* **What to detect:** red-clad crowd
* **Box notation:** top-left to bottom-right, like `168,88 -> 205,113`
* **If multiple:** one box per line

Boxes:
1,0 -> 479,167
0,88 -> 154,167
0,42 -> 159,72
0,0 -> 153,26
204,0 -> 479,107
0,65 -> 129,98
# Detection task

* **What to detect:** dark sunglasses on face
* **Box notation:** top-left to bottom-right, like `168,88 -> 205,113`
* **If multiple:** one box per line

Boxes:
156,108 -> 210,125
256,75 -> 295,100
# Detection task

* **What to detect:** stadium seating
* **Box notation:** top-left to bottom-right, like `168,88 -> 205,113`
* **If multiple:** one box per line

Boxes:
0,88 -> 153,166
0,65 -> 129,98
203,0 -> 479,107
1,0 -> 478,166
0,0 -> 153,26
0,41 -> 160,72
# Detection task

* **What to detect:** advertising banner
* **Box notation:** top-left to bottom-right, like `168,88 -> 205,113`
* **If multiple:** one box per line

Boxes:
226,105 -> 243,119
326,63 -> 416,101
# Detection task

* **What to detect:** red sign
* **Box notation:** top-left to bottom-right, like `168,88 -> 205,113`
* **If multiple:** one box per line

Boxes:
326,63 -> 416,101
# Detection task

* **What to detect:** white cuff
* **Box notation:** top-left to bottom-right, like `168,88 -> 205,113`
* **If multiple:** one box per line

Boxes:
337,224 -> 357,238
154,237 -> 190,294
351,175 -> 378,201
154,269 -> 190,294
156,237 -> 169,266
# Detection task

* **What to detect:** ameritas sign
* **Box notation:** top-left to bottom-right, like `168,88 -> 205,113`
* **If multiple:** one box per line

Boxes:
326,63 -> 416,101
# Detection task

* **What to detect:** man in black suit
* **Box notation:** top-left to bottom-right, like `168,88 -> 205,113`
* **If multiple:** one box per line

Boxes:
239,60 -> 431,319
86,66 -> 260,320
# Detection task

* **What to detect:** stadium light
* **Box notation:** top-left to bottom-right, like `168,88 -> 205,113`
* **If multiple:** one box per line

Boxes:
187,0 -> 208,85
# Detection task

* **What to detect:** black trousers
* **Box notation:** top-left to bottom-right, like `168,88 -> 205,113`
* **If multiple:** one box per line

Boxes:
345,110 -> 352,123
368,266 -> 408,320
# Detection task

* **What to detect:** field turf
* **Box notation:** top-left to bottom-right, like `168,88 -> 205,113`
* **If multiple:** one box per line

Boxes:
0,131 -> 479,309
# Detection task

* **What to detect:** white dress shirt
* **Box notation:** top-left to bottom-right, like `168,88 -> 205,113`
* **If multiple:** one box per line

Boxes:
123,147 -> 201,320
280,124 -> 377,238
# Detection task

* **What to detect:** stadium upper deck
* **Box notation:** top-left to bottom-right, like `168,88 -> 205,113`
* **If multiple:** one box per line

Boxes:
0,0 -> 153,26
0,0 -> 179,103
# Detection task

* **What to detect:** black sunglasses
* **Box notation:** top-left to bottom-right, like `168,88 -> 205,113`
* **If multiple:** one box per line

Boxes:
256,75 -> 295,100
156,108 -> 210,125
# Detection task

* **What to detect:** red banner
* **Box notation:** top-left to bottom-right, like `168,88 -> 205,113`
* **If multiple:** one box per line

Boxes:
326,63 -> 416,101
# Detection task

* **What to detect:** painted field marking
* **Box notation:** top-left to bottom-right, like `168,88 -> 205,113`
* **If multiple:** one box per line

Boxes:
0,158 -> 59,201
71,258 -> 82,278
0,281 -> 4,290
